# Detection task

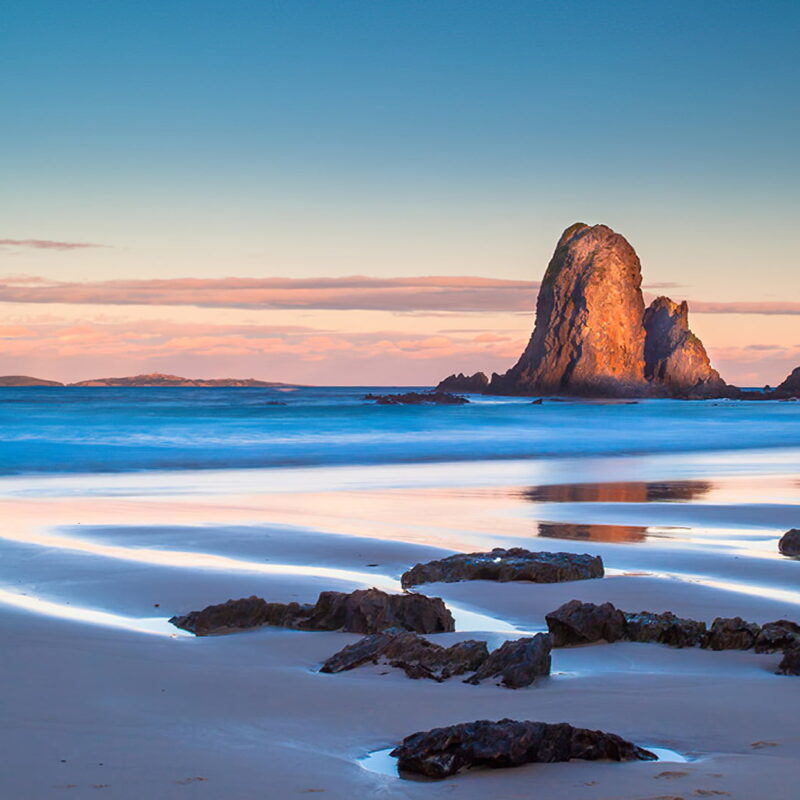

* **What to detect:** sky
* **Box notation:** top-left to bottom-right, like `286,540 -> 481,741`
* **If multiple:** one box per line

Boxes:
1,0 -> 798,385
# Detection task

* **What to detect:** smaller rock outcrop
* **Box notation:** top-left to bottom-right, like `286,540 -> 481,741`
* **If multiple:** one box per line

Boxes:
777,642 -> 800,675
643,297 -> 734,398
390,719 -> 656,779
436,372 -> 489,393
754,620 -> 800,653
401,548 -> 603,589
321,632 -> 551,688
778,529 -> 800,557
774,367 -> 800,398
545,599 -> 627,646
320,632 -> 488,681
0,375 -> 64,386
364,391 -> 468,405
464,634 -> 552,689
703,617 -> 761,651
170,588 -> 455,636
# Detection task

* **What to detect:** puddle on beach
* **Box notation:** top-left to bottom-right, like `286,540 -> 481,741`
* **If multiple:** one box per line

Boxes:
0,587 -> 188,637
358,745 -> 692,779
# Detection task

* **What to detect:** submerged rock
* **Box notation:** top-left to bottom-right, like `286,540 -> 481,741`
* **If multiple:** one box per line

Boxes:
364,391 -> 468,405
703,617 -> 761,651
170,588 -> 455,636
321,632 -> 488,681
401,548 -> 604,589
545,599 -> 627,646
623,610 -> 707,648
465,634 -> 552,688
390,718 -> 656,779
436,372 -> 489,393
778,529 -> 800,557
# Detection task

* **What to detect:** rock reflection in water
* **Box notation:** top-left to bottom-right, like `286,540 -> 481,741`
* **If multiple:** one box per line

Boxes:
524,480 -> 713,504
537,521 -> 649,543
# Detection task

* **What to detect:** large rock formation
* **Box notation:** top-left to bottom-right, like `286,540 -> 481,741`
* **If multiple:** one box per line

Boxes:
440,223 -> 734,398
643,296 -> 730,398
489,224 -> 651,397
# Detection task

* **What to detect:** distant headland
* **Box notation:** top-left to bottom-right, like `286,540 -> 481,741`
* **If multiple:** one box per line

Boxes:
0,373 -> 300,388
439,223 -> 799,400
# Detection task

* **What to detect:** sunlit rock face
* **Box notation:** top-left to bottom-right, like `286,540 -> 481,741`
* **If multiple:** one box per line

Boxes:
643,296 -> 730,398
489,223 -> 650,397
483,223 -> 732,398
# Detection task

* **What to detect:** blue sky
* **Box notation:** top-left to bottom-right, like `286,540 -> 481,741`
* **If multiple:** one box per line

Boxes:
0,1 -> 798,384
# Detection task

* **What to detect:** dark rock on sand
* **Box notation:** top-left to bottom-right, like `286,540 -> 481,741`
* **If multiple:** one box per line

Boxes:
390,718 -> 656,779
170,588 -> 455,636
778,529 -> 800,557
465,634 -> 552,689
623,610 -> 707,648
754,620 -> 800,653
777,642 -> 800,676
320,631 -> 488,681
545,599 -> 627,646
364,391 -> 468,405
401,548 -> 603,589
703,617 -> 761,651
436,372 -> 489,393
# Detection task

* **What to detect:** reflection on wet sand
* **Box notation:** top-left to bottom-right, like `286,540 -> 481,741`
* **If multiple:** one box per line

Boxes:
537,521 -> 648,543
524,480 -> 713,504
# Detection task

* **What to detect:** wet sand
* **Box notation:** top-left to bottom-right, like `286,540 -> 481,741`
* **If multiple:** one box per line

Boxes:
1,449 -> 798,799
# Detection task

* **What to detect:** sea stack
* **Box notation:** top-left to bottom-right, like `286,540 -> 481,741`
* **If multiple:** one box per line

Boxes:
643,296 -> 728,397
489,223 -> 651,397
460,222 -> 735,398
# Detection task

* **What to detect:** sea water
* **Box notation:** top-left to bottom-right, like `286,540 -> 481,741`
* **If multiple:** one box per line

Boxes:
0,386 -> 798,476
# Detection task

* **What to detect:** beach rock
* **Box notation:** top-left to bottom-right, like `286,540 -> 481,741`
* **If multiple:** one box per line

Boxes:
390,718 -> 656,779
436,372 -> 489,393
703,616 -> 761,650
754,620 -> 800,653
777,642 -> 800,676
320,631 -> 488,680
168,596 -> 312,636
465,634 -> 552,688
488,223 -> 652,397
545,599 -> 626,646
778,529 -> 800,557
623,610 -> 707,648
170,588 -> 455,636
298,588 -> 455,634
643,297 -> 734,398
364,391 -> 468,405
401,548 -> 604,589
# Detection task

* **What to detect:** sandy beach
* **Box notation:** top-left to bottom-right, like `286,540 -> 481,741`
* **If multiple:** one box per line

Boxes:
1,447 -> 798,799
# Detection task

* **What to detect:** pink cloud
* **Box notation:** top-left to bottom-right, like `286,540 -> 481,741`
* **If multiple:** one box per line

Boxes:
0,275 -> 539,312
0,239 -> 107,251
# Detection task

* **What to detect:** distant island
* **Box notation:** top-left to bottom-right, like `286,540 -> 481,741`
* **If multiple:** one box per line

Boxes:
0,372 -> 300,388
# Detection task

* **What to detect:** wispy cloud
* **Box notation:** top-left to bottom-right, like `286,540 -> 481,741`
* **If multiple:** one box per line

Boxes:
0,239 -> 107,251
0,275 -> 539,312
690,301 -> 800,315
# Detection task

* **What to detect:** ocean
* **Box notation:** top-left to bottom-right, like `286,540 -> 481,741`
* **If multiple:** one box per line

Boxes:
0,386 -> 798,476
